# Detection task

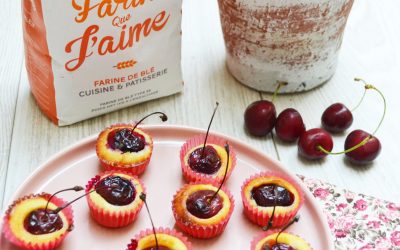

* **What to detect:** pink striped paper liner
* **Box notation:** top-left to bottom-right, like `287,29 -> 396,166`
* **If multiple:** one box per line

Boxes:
180,134 -> 237,183
2,193 -> 74,250
241,171 -> 304,228
85,170 -> 145,228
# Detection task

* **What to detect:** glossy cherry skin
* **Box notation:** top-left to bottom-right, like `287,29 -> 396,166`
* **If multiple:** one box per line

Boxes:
275,108 -> 306,142
188,146 -> 221,174
298,128 -> 333,160
244,100 -> 276,136
321,103 -> 353,133
345,130 -> 381,164
24,209 -> 63,235
186,190 -> 222,219
251,184 -> 294,207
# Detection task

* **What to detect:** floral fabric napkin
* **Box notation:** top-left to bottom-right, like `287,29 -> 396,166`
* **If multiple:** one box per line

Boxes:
298,175 -> 400,250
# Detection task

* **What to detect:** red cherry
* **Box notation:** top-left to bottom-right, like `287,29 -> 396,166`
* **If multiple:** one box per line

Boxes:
321,103 -> 353,133
298,128 -> 333,160
275,108 -> 306,142
345,130 -> 381,164
244,100 -> 276,136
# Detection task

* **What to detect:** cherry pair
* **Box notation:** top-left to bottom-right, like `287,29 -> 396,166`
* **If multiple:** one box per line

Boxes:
244,79 -> 385,165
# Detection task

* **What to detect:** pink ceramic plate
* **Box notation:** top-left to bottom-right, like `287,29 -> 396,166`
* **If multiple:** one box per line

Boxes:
0,125 -> 333,250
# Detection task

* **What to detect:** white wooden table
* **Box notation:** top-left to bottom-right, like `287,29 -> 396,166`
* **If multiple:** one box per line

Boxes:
1,0 -> 399,211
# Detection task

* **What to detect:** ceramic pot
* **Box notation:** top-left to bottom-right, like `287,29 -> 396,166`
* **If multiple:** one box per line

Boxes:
218,0 -> 354,92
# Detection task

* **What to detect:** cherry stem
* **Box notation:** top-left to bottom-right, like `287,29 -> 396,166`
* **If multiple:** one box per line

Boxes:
210,143 -> 230,202
45,186 -> 84,214
275,215 -> 300,246
262,194 -> 278,231
317,78 -> 386,156
132,112 -> 168,131
271,81 -> 288,103
201,102 -> 219,158
139,193 -> 159,250
351,88 -> 367,112
53,182 -> 116,214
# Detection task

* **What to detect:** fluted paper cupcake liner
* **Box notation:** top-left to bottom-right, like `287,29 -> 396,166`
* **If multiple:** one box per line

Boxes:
2,193 -> 74,250
127,227 -> 193,250
241,171 -> 304,228
172,182 -> 235,239
96,123 -> 153,176
85,170 -> 145,228
180,134 -> 237,183
250,230 -> 313,250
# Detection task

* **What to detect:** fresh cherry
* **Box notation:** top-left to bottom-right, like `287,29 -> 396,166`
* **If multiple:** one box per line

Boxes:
188,146 -> 221,174
108,129 -> 145,152
321,103 -> 353,133
95,176 -> 136,206
24,209 -> 63,235
251,184 -> 294,207
298,128 -> 333,160
267,244 -> 295,250
188,102 -> 222,174
244,100 -> 276,136
275,108 -> 306,142
139,193 -> 160,250
344,130 -> 381,164
186,190 -> 223,219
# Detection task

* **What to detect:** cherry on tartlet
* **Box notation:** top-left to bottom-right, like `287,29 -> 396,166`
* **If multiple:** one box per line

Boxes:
2,193 -> 74,250
96,123 -> 154,175
251,230 -> 312,250
171,182 -> 234,239
180,134 -> 236,183
85,170 -> 145,228
241,172 -> 303,228
126,228 -> 193,250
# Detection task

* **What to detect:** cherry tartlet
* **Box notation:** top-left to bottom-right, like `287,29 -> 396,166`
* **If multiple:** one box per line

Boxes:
2,193 -> 74,250
180,134 -> 236,183
126,227 -> 193,250
172,182 -> 234,238
241,172 -> 303,228
85,170 -> 145,228
96,123 -> 153,175
251,230 -> 312,250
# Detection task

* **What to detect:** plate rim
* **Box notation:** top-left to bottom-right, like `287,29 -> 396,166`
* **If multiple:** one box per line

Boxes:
1,124 -> 334,249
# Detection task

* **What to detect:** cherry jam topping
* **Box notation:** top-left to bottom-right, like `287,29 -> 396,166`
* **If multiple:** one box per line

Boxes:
24,209 -> 63,235
188,146 -> 222,174
263,243 -> 295,250
186,190 -> 223,219
143,246 -> 172,250
107,128 -> 145,153
251,184 -> 294,207
96,176 -> 136,206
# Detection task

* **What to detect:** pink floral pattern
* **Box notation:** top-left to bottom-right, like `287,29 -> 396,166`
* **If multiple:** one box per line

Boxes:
298,175 -> 400,250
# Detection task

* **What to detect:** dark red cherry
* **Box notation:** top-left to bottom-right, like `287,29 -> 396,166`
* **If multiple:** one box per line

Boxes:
96,176 -> 136,206
251,184 -> 294,207
244,100 -> 276,136
345,130 -> 381,164
108,128 -> 145,152
143,246 -> 171,250
298,128 -> 333,160
24,209 -> 63,235
275,108 -> 306,142
321,103 -> 353,133
186,190 -> 223,219
188,146 -> 221,174
271,243 -> 295,250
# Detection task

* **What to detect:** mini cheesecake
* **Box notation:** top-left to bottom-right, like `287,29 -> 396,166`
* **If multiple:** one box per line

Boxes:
241,172 -> 304,228
180,134 -> 236,183
85,170 -> 145,228
2,193 -> 74,250
96,123 -> 153,175
251,231 -> 312,250
126,228 -> 193,250
172,182 -> 234,239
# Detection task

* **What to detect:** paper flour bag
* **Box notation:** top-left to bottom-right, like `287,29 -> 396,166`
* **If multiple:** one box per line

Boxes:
22,0 -> 183,126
